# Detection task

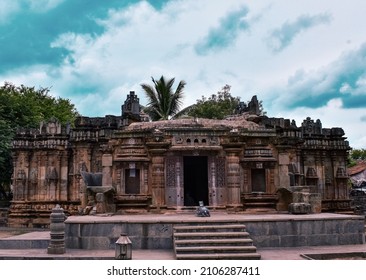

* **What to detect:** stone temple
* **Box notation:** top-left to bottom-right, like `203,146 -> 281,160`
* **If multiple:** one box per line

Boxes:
8,92 -> 351,227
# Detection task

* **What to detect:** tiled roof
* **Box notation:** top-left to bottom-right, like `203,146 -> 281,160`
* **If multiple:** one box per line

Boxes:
348,161 -> 366,176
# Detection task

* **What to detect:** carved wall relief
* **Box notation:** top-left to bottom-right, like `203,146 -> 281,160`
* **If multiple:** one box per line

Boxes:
165,156 -> 183,207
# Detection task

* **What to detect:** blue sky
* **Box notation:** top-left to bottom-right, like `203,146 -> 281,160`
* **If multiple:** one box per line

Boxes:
1,0 -> 366,148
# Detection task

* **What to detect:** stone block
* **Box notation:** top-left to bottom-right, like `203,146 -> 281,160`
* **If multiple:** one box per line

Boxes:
64,225 -> 79,237
280,235 -> 307,247
125,224 -> 143,236
246,222 -> 269,236
111,224 -> 127,237
81,237 -> 110,250
128,236 -> 142,249
279,154 -> 289,165
292,192 -> 309,203
65,237 -> 81,249
102,154 -> 113,167
308,193 -> 322,213
308,234 -> 338,246
288,202 -> 311,214
253,235 -> 280,248
147,223 -> 172,237
269,221 -> 296,235
338,233 -> 364,245
310,220 -> 325,234
298,221 -> 314,235
146,237 -> 173,249
80,224 -> 115,237
276,188 -> 293,211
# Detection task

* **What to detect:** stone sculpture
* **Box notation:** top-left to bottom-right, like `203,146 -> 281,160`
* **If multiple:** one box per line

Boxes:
196,201 -> 210,217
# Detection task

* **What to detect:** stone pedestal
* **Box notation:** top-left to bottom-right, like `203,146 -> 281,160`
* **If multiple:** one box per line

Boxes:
47,204 -> 66,254
87,186 -> 115,214
288,202 -> 311,214
289,191 -> 311,214
278,186 -> 322,214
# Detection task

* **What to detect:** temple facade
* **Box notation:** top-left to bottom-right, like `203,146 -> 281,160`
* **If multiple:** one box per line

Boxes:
8,92 -> 351,227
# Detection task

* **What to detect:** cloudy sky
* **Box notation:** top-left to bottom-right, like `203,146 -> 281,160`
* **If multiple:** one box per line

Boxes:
1,0 -> 366,148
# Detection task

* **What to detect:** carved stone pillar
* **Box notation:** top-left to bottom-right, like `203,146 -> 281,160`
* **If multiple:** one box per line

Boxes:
316,152 -> 325,195
76,146 -> 92,209
150,151 -> 166,211
102,154 -> 113,186
14,169 -> 27,201
225,148 -> 241,209
209,158 -> 217,206
59,152 -> 69,201
165,156 -> 183,208
47,204 -> 65,254
278,152 -> 290,188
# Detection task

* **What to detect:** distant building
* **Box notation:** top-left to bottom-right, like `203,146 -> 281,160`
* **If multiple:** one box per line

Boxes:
9,92 -> 351,227
348,161 -> 366,188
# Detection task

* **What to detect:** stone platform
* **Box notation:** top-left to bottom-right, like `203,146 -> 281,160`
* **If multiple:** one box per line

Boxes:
64,212 -> 365,250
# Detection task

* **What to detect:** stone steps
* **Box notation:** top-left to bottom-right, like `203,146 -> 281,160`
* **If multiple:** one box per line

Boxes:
173,223 -> 261,260
176,245 -> 258,253
175,252 -> 261,260
241,194 -> 278,211
174,238 -> 253,246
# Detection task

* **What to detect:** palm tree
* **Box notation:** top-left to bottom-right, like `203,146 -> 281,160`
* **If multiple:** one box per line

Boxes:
141,76 -> 186,121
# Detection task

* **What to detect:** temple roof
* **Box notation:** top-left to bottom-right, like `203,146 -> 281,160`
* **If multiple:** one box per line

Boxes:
125,114 -> 260,131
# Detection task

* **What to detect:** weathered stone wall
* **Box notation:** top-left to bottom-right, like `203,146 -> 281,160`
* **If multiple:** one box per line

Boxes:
246,218 -> 364,247
8,93 -> 352,227
64,214 -> 364,250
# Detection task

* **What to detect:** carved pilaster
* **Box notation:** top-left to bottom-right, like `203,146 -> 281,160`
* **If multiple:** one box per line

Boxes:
59,151 -> 69,201
278,152 -> 290,188
165,156 -> 183,208
102,154 -> 113,186
225,148 -> 241,209
149,149 -> 167,211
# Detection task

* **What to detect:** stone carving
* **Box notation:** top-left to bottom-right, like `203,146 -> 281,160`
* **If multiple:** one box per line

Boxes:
196,201 -> 210,217
80,171 -> 115,214
302,117 -> 322,135
277,186 -> 322,214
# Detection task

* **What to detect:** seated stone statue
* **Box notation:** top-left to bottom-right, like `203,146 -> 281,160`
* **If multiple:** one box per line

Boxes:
196,201 -> 210,217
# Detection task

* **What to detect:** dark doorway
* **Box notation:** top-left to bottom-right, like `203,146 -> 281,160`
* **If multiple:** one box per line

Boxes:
183,156 -> 209,206
251,169 -> 266,192
125,169 -> 140,194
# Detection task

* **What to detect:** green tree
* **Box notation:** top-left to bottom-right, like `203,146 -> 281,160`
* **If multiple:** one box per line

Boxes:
0,82 -> 79,202
188,85 -> 240,119
348,148 -> 366,167
140,76 -> 186,121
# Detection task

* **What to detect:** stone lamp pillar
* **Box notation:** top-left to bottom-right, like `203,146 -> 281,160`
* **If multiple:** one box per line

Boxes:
115,234 -> 132,260
47,204 -> 66,254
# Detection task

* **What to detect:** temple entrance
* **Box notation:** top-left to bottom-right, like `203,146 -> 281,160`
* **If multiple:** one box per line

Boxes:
183,156 -> 209,206
251,169 -> 266,192
125,169 -> 140,194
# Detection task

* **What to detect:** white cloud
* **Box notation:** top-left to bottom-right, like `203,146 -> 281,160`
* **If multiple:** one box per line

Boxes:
1,0 -> 366,148
266,13 -> 332,52
0,0 -> 65,22
0,1 -> 20,24
25,0 -> 65,12
275,98 -> 366,149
